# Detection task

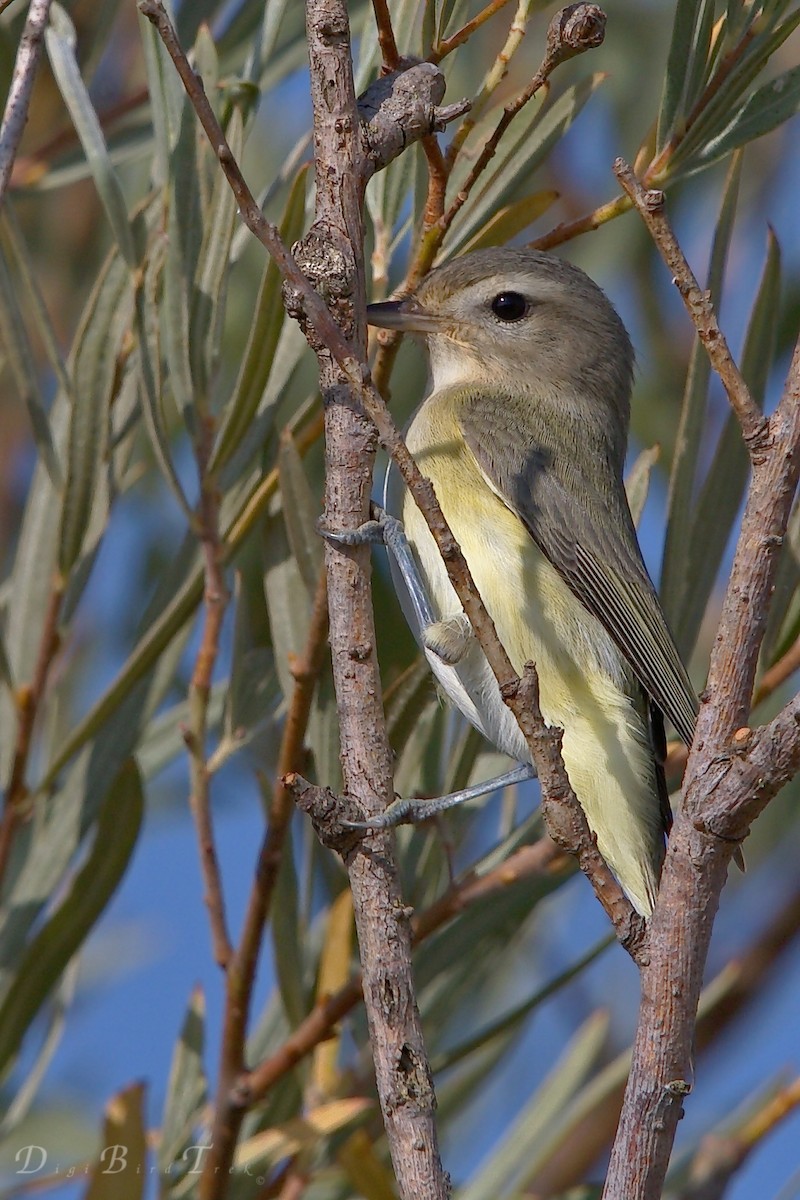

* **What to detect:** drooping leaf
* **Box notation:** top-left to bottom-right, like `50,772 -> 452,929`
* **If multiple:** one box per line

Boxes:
158,987 -> 208,1185
625,443 -> 660,528
0,760 -> 143,1078
697,63 -> 800,167
58,247 -> 134,574
45,4 -> 137,268
212,165 -> 308,471
445,74 -> 606,258
458,1011 -> 609,1200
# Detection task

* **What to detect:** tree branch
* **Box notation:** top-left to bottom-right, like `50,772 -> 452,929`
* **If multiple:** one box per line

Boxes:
614,159 -> 768,457
603,287 -> 800,1194
293,4 -> 448,1197
0,0 -> 53,203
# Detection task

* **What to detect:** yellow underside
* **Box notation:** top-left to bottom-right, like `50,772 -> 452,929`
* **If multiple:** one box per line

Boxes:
402,393 -> 662,915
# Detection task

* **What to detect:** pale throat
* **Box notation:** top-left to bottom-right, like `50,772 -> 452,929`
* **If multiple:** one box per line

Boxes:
426,336 -> 493,393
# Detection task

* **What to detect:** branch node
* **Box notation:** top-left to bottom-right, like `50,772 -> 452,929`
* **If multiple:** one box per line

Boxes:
548,4 -> 607,62
665,1078 -> 693,1097
284,772 -> 365,855
358,63 -> 468,177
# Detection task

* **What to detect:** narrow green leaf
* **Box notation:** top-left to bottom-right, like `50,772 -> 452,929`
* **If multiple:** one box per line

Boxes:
270,819 -> 307,1029
1,202 -> 71,449
158,987 -> 208,1182
59,248 -> 133,573
657,0 -> 706,150
459,1012 -> 609,1200
277,433 -> 323,595
134,232 -> 194,522
675,230 -> 781,658
211,166 -> 308,471
435,0 -> 466,44
459,191 -> 559,254
445,74 -> 605,257
0,959 -> 79,1138
698,63 -> 800,166
0,239 -> 61,488
0,760 -> 143,1078
680,0 -> 718,134
262,500 -> 311,704
432,936 -> 612,1074
244,0 -> 293,84
625,444 -> 660,528
661,152 -> 742,634
4,392 -> 68,697
162,102 -> 202,422
670,8 -> 800,175
45,4 -> 137,267
189,109 -> 244,398
138,13 -> 185,185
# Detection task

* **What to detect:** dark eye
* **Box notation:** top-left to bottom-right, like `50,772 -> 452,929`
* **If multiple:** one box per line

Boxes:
490,291 -> 528,322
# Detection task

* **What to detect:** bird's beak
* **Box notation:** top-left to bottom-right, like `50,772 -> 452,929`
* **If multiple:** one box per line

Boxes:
366,297 -> 441,334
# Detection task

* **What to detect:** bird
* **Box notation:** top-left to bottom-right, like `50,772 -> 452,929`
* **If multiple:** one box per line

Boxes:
366,248 -> 698,917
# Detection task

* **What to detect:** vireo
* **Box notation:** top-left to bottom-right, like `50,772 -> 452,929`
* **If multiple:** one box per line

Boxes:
367,248 -> 697,917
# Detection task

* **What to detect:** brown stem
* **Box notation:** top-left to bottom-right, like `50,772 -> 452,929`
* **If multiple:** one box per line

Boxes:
299,2 -> 448,1195
0,0 -> 54,202
603,332 -> 800,1196
614,159 -> 768,456
429,0 -> 516,63
753,632 -> 800,708
437,5 -> 606,239
201,567 -> 330,1195
530,880 -> 800,1193
246,834 -> 569,1103
186,414 -> 233,971
420,133 -> 449,231
370,0 -> 400,70
531,192 -> 632,251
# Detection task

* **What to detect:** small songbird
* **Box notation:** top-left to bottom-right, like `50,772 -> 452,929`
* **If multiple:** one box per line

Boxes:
367,248 -> 698,917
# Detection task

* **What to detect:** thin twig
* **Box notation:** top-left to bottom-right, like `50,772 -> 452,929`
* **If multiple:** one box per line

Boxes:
186,414 -> 233,971
245,833 -> 570,1103
0,0 -> 54,203
429,0 -> 516,63
370,0 -> 400,70
679,1078 -> 800,1200
201,567 -> 330,1194
443,0 -> 534,172
614,158 -> 768,457
753,633 -> 800,708
530,191 -> 632,250
436,5 -> 606,237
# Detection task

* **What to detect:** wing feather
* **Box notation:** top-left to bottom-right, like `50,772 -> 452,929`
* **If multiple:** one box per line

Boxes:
459,396 -> 698,746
